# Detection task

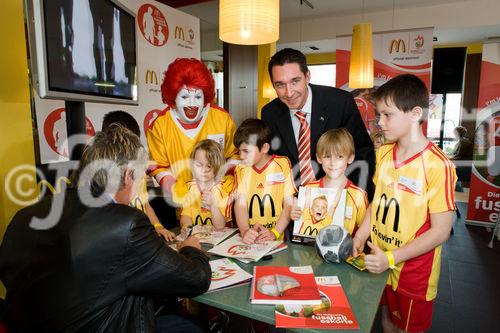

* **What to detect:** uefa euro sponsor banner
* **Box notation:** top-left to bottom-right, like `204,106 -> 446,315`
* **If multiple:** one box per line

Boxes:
34,0 -> 200,163
336,28 -> 433,134
466,42 -> 500,227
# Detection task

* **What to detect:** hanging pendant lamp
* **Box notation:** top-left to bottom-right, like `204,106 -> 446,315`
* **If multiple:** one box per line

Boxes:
219,0 -> 280,45
349,23 -> 374,89
262,78 -> 277,98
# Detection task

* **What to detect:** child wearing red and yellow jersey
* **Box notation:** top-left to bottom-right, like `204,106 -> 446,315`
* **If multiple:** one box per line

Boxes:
291,128 -> 368,236
353,74 -> 456,333
233,119 -> 296,244
179,139 -> 232,233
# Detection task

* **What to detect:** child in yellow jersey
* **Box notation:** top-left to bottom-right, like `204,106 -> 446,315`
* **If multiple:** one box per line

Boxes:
353,74 -> 456,333
291,128 -> 368,236
179,139 -> 231,232
233,119 -> 296,244
102,111 -> 175,241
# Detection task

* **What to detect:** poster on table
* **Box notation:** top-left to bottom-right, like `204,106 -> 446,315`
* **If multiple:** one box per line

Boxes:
466,42 -> 500,227
335,27 -> 433,134
34,0 -> 200,164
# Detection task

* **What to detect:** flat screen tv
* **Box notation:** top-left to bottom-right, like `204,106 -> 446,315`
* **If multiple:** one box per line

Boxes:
25,0 -> 138,104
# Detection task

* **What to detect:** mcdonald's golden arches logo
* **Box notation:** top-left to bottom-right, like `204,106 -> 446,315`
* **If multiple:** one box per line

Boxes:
175,26 -> 185,41
195,215 -> 212,226
302,225 -> 319,236
248,193 -> 276,219
145,69 -> 158,85
389,39 -> 406,53
375,193 -> 400,233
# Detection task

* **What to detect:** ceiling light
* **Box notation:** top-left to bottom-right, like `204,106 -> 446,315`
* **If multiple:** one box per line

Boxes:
349,23 -> 374,89
219,0 -> 279,45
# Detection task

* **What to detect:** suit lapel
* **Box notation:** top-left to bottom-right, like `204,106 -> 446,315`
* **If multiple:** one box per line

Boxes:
309,85 -> 329,155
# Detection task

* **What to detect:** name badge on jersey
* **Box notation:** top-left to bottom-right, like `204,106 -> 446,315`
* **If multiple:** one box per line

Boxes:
207,134 -> 225,150
345,206 -> 353,219
397,175 -> 422,195
266,172 -> 284,185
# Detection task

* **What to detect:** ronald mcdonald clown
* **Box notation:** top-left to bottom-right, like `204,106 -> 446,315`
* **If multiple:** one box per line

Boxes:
147,58 -> 238,203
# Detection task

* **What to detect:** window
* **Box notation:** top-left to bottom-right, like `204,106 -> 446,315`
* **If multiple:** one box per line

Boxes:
427,93 -> 462,154
308,64 -> 336,87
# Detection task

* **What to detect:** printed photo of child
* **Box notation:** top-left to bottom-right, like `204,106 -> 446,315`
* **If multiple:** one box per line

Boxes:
293,187 -> 347,238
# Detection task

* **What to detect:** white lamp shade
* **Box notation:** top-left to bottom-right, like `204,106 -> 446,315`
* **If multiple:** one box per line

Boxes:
219,0 -> 279,45
349,23 -> 374,89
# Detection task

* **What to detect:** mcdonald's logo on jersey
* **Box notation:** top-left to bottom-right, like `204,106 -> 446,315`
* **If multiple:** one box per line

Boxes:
302,226 -> 319,236
195,215 -> 212,226
389,39 -> 406,53
145,70 -> 158,85
248,193 -> 275,219
375,193 -> 400,232
175,26 -> 185,41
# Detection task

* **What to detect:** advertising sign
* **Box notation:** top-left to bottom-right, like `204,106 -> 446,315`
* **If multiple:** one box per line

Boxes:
336,28 -> 433,134
466,42 -> 500,226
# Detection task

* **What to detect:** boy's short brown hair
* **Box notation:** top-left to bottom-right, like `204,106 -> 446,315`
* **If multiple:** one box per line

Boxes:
316,128 -> 355,158
191,139 -> 225,177
371,74 -> 429,122
234,118 -> 272,150
102,110 -> 140,137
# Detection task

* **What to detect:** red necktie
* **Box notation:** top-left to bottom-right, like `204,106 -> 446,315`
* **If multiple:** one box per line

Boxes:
295,111 -> 315,185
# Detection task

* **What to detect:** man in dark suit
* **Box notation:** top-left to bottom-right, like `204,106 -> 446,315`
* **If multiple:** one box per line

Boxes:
261,48 -> 375,196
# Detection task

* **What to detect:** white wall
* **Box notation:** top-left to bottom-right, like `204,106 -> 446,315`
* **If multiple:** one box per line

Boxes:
201,0 -> 500,52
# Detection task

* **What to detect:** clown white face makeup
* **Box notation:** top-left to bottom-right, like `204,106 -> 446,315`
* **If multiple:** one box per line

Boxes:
174,86 -> 207,124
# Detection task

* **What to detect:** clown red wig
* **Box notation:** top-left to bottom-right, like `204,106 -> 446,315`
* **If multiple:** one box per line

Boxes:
161,58 -> 215,107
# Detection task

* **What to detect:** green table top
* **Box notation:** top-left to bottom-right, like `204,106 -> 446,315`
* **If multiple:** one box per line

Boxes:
193,242 -> 388,332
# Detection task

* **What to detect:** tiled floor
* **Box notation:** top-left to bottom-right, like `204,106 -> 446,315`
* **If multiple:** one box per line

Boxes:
371,199 -> 500,333
429,201 -> 500,333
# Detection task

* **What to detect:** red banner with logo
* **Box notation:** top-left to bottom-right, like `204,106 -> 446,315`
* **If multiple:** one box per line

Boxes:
336,28 -> 433,134
466,42 -> 500,226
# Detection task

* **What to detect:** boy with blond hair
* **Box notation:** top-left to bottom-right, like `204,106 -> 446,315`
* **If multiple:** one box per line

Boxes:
291,128 -> 368,236
353,74 -> 456,333
233,119 -> 296,244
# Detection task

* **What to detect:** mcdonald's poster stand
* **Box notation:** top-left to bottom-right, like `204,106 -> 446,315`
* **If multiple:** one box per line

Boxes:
466,42 -> 500,227
335,28 -> 433,134
33,0 -> 200,164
